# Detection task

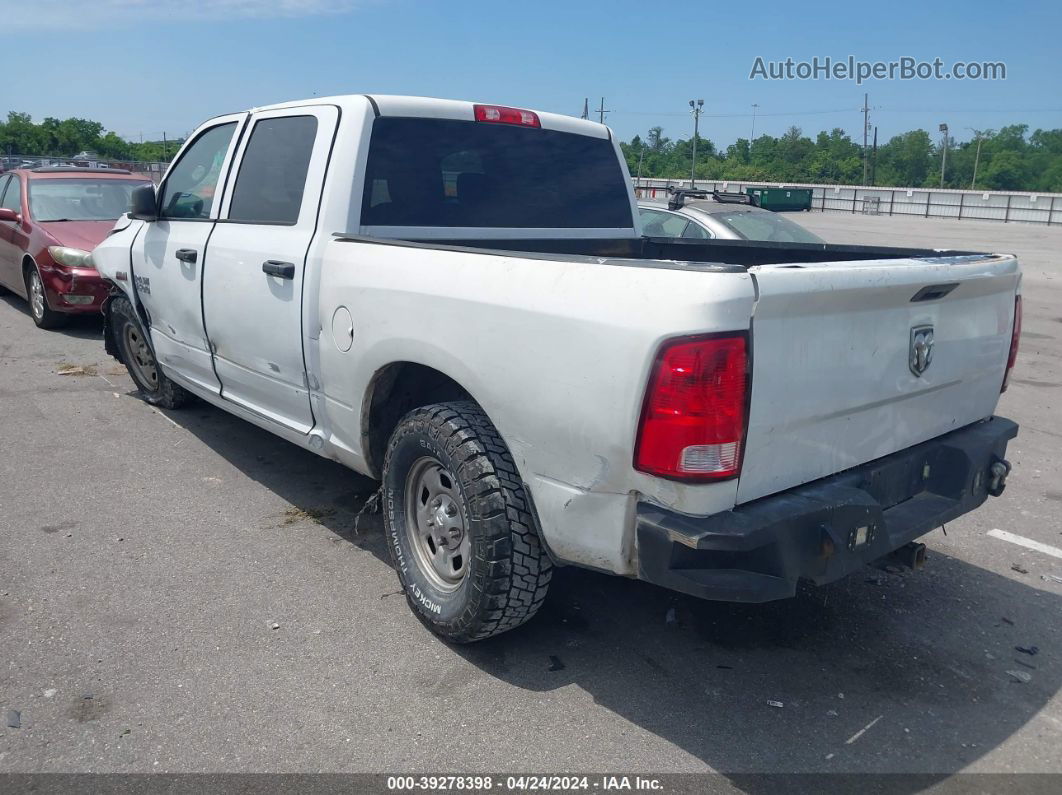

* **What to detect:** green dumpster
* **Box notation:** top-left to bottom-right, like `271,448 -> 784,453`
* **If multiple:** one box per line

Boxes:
745,187 -> 813,211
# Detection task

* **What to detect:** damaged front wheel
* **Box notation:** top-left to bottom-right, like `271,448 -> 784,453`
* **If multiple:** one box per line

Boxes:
110,296 -> 191,410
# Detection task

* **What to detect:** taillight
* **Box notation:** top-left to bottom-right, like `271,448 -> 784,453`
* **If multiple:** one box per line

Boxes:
1001,295 -> 1022,392
473,104 -> 541,128
634,333 -> 749,481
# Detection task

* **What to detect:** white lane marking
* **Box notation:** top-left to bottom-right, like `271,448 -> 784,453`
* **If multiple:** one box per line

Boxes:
151,409 -> 180,428
845,715 -> 883,745
988,529 -> 1062,561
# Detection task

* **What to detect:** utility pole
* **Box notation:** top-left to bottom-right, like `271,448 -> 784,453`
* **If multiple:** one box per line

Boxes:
581,98 -> 589,120
861,93 -> 870,185
597,97 -> 609,125
870,126 -> 878,186
750,103 -> 759,142
967,128 -> 983,189
689,99 -> 704,186
938,122 -> 949,188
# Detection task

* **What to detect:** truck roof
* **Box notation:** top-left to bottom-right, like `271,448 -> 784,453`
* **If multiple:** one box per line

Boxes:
248,94 -> 611,139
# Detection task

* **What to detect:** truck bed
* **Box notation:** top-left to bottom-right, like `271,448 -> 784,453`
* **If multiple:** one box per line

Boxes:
335,233 -> 985,270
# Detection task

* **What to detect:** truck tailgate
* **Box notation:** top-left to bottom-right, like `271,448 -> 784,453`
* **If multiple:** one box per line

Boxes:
737,254 -> 1020,505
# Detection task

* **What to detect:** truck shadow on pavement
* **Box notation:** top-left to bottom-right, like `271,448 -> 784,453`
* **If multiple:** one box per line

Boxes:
167,398 -> 1060,786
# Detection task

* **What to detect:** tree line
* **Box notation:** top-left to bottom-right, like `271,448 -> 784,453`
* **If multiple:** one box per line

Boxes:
0,112 -> 184,164
3,109 -> 1060,192
622,123 -> 1062,192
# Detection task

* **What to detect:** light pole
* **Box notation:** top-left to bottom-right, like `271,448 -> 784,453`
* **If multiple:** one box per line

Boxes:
966,127 -> 984,189
750,103 -> 759,142
689,99 -> 704,186
938,122 -> 949,188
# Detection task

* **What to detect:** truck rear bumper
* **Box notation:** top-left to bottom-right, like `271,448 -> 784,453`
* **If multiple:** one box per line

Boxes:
635,416 -> 1018,603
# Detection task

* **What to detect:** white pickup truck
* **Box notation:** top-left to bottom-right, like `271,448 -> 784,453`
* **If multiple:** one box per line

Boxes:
91,95 -> 1021,642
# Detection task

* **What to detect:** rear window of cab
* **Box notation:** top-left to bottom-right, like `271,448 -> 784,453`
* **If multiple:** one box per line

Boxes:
361,117 -> 633,229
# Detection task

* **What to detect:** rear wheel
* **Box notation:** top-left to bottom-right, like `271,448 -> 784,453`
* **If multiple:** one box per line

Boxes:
25,265 -> 66,329
110,296 -> 191,409
383,401 -> 552,642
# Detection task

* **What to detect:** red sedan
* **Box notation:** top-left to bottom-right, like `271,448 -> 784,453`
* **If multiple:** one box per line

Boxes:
0,167 -> 153,328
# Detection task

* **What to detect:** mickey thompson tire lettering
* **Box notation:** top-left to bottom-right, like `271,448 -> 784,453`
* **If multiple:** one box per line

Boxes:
381,401 -> 553,643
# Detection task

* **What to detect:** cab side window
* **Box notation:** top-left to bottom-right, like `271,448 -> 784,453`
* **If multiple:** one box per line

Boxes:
228,115 -> 318,225
159,122 -> 238,220
1,175 -> 22,213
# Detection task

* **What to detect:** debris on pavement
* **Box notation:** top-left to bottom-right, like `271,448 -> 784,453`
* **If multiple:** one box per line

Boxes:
767,700 -> 784,708
6,710 -> 21,728
548,655 -> 566,672
271,622 -> 280,630
1001,616 -> 1015,626
665,607 -> 677,625
845,715 -> 883,745
1015,645 -> 1039,656
43,689 -> 56,699
1042,573 -> 1062,584
1010,563 -> 1029,574
56,364 -> 98,376
1006,670 -> 1032,683
353,488 -> 382,534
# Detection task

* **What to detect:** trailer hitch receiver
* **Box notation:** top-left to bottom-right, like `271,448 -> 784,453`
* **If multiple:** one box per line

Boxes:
987,458 -> 1011,497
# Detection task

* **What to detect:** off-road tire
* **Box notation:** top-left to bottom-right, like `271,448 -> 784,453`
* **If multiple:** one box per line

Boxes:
110,296 -> 191,410
383,401 -> 552,643
24,264 -> 67,329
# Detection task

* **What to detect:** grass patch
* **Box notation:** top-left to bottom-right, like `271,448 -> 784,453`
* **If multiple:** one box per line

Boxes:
279,506 -> 335,526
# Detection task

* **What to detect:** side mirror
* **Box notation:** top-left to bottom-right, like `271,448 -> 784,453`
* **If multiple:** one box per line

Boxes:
0,207 -> 20,224
130,184 -> 158,221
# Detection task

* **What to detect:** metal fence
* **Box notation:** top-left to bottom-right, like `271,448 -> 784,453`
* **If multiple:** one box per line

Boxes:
633,178 -> 1062,226
1,154 -> 169,183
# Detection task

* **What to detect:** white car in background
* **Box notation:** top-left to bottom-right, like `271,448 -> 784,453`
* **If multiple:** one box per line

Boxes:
638,189 -> 825,243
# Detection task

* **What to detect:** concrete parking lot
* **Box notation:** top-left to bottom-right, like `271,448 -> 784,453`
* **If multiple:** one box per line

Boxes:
1,212 -> 1060,780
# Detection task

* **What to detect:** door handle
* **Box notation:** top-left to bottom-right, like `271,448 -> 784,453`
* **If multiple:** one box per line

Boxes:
262,260 -> 296,279
175,248 -> 197,264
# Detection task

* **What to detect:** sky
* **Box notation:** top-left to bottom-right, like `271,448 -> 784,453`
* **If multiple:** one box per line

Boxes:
1,0 -> 1060,148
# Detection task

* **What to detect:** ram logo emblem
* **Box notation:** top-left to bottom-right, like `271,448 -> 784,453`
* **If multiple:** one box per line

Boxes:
910,325 -> 934,376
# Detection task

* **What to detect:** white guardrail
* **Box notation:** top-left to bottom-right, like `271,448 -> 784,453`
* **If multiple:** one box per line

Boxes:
633,178 -> 1062,226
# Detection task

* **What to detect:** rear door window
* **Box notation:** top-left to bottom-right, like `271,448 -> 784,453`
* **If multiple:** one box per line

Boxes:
639,208 -> 690,237
681,219 -> 711,239
361,117 -> 632,229
228,115 -> 318,225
